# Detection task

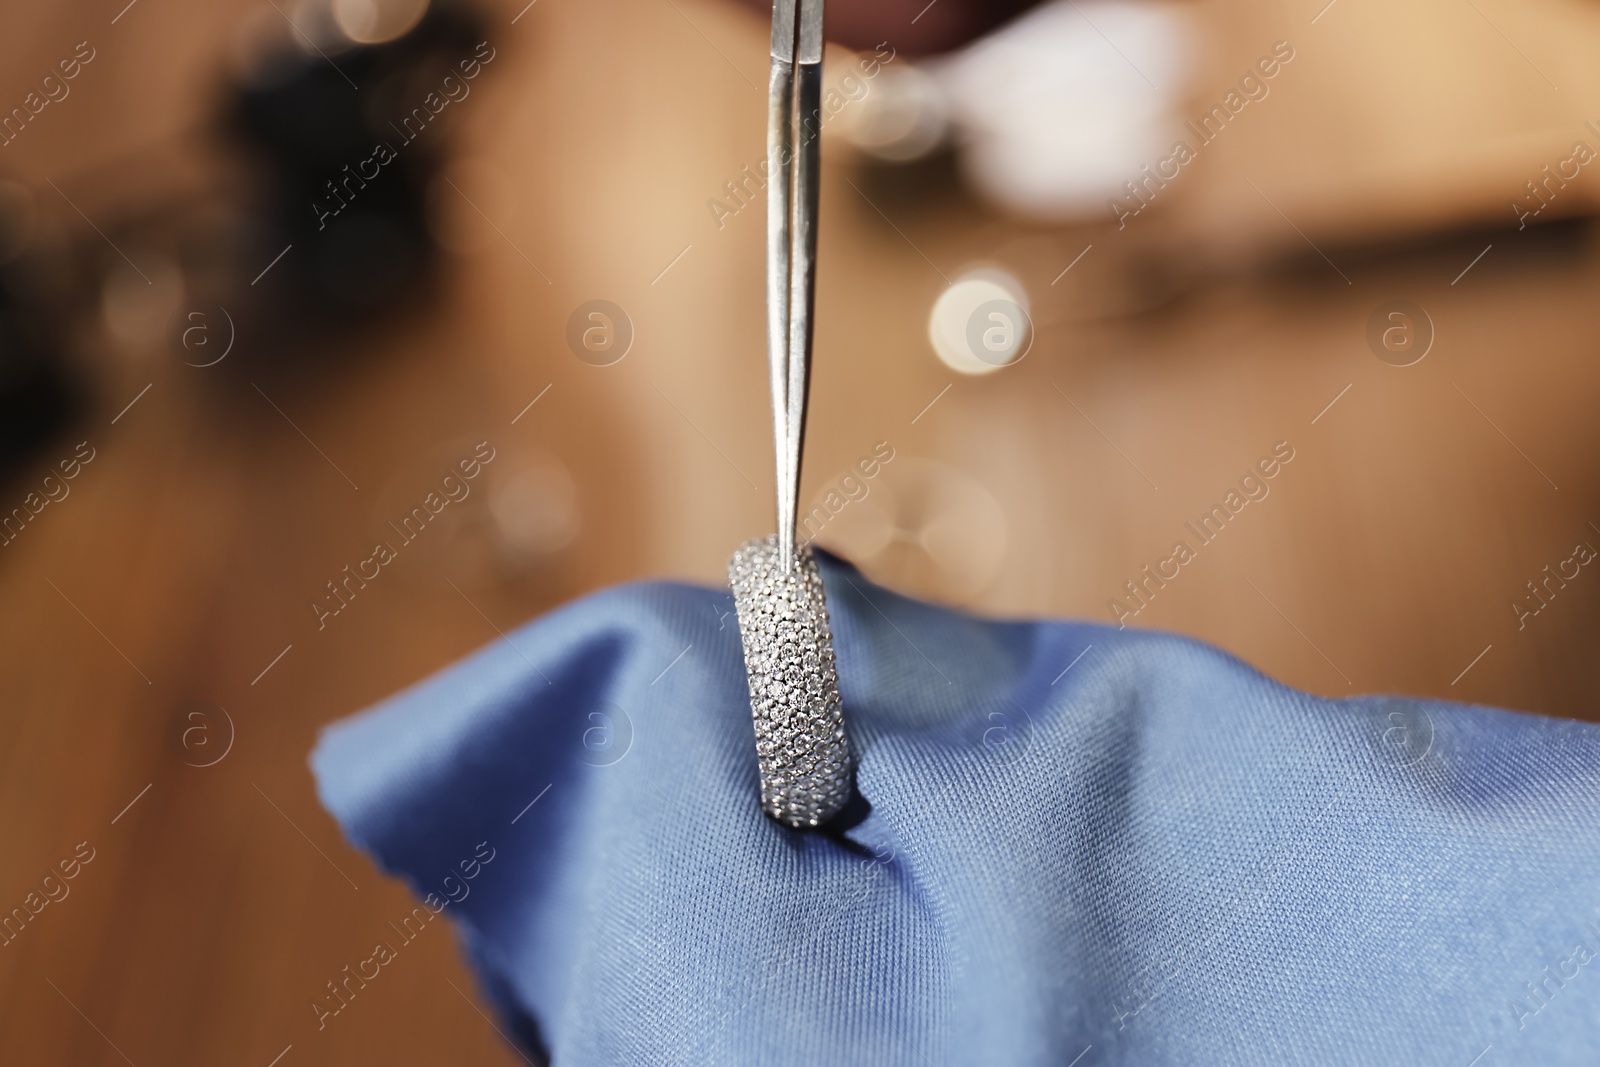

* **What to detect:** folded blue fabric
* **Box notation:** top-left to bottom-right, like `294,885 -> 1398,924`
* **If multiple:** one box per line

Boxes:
312,553 -> 1600,1065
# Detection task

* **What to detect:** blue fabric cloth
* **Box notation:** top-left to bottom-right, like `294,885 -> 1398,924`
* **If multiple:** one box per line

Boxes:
312,553 -> 1600,1066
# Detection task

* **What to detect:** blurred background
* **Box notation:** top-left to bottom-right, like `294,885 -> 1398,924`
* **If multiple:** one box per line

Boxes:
3,0 -> 1600,1061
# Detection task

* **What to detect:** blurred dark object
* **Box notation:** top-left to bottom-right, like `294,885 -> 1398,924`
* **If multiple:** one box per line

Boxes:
222,0 -> 487,335
0,181 -> 80,487
749,0 -> 1046,56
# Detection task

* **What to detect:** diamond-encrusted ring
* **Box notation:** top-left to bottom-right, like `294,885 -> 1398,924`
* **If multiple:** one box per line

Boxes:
729,536 -> 853,827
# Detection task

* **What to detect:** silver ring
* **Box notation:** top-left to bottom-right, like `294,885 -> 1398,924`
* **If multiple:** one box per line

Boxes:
730,536 -> 852,827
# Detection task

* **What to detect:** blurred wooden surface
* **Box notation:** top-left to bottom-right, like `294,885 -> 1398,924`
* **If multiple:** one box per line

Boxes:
3,0 -> 1600,1063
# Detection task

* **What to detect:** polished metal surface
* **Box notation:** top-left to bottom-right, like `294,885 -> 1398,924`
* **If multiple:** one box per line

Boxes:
766,0 -> 824,571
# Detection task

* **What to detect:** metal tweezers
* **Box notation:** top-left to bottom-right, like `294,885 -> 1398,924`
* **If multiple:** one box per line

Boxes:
726,0 -> 851,828
767,0 -> 824,572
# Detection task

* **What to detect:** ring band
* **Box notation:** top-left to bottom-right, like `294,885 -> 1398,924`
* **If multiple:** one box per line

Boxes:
729,535 -> 853,827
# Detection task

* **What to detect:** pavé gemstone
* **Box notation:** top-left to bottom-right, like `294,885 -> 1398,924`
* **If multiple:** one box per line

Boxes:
729,536 -> 854,828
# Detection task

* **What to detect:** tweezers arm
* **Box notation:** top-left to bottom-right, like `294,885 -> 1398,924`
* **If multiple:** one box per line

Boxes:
782,59 -> 821,569
767,53 -> 795,568
767,0 -> 823,571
